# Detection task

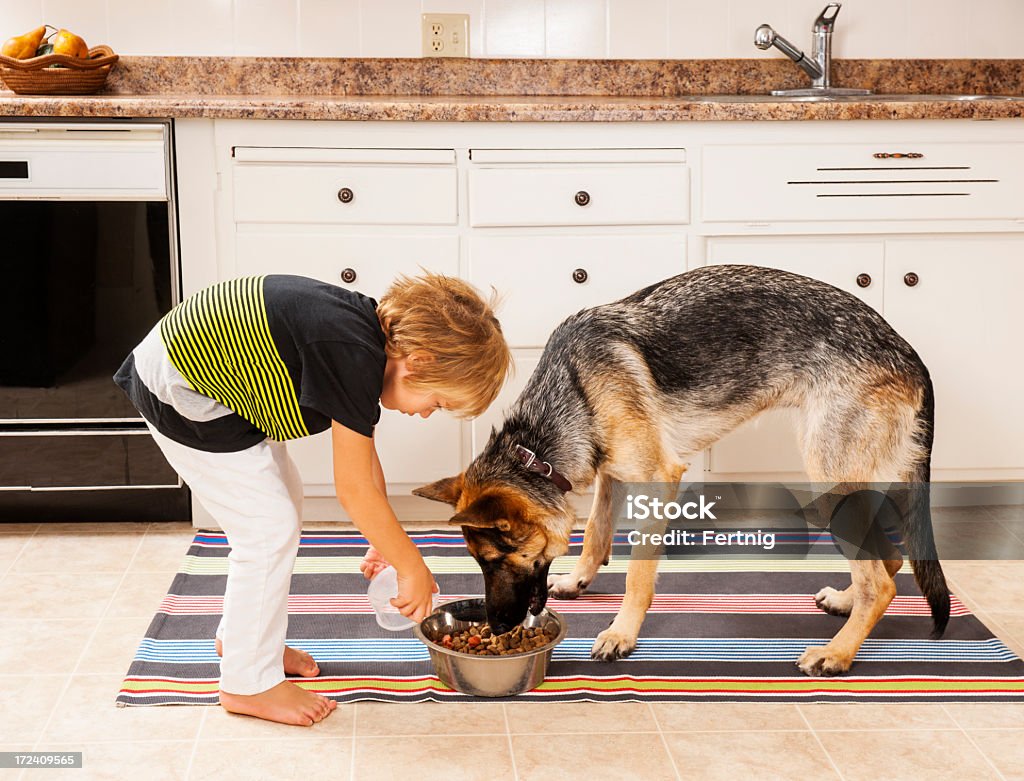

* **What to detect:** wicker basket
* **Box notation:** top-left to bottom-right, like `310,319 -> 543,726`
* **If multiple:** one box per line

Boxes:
0,45 -> 118,95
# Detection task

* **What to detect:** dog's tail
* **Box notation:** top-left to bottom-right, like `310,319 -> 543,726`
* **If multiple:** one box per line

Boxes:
903,371 -> 950,640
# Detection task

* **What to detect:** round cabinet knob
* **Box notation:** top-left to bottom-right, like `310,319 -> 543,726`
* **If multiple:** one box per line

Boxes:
572,268 -> 589,284
337,187 -> 354,203
904,272 -> 919,287
856,273 -> 872,288
574,190 -> 591,207
340,267 -> 357,284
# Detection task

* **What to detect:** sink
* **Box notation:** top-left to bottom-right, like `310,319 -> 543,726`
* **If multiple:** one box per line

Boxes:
815,93 -> 1024,102
909,94 -> 1024,102
682,94 -> 1024,103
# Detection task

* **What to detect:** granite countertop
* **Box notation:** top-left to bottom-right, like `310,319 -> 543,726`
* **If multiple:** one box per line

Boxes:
2,58 -> 1024,121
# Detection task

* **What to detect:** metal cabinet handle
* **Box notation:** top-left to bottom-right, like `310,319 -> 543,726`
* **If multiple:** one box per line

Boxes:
904,272 -> 919,287
337,187 -> 354,203
572,268 -> 588,284
574,190 -> 591,206
873,152 -> 924,159
856,273 -> 872,288
340,268 -> 357,283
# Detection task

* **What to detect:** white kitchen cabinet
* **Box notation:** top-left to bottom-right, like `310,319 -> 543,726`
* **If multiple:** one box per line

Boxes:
465,150 -> 688,512
232,231 -> 459,293
284,406 -> 463,496
232,231 -> 462,491
884,237 -> 1024,472
232,147 -> 458,225
704,238 -> 885,476
227,144 -> 463,494
175,117 -> 1024,525
705,238 -> 885,311
702,143 -> 1024,223
471,353 -> 540,458
703,235 -> 1024,478
469,234 -> 685,347
468,158 -> 689,227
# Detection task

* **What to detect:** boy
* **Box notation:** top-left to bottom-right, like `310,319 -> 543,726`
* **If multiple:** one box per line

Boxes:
114,273 -> 511,726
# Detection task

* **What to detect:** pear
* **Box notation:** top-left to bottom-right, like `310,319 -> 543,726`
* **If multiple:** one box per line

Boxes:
52,28 -> 88,58
1,25 -> 47,59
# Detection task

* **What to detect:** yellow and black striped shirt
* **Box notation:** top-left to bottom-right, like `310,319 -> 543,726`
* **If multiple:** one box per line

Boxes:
160,276 -> 309,441
115,275 -> 385,451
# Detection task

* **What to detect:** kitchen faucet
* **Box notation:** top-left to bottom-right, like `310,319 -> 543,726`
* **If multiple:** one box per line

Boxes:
754,3 -> 871,96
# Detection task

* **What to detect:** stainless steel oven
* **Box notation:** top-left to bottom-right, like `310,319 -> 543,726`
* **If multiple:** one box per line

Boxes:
0,120 -> 189,522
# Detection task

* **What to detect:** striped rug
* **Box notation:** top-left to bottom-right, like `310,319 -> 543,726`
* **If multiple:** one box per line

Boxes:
116,530 -> 1024,705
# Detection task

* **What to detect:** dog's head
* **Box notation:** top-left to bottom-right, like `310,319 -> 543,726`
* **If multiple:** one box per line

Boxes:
413,473 -> 573,634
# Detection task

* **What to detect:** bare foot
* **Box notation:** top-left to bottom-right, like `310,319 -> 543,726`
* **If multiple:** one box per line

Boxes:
215,637 -> 320,677
219,680 -> 337,726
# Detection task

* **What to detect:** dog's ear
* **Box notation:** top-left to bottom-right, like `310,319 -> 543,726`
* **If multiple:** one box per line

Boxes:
412,474 -> 464,505
449,511 -> 511,532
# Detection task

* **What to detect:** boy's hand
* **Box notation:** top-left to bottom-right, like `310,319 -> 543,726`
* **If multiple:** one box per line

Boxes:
331,422 -> 439,621
359,546 -> 390,580
391,564 -> 440,622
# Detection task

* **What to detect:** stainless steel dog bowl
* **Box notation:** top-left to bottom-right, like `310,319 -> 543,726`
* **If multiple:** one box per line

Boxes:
414,598 -> 567,697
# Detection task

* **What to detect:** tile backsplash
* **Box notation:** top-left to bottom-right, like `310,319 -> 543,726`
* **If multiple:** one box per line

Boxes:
2,0 -> 1022,58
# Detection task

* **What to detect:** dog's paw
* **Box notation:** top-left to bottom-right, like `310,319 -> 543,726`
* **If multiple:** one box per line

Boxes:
547,572 -> 589,599
814,586 -> 853,617
796,645 -> 853,677
590,628 -> 637,661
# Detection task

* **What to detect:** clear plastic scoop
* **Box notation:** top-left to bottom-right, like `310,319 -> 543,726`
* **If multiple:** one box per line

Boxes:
367,565 -> 438,631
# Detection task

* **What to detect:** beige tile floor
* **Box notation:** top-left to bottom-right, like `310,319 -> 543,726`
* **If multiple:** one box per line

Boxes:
0,512 -> 1023,781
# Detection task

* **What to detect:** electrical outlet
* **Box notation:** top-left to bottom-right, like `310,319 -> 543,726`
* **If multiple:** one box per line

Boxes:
422,13 -> 469,58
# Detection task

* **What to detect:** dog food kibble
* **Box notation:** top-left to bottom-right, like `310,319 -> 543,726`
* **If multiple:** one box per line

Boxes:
437,623 -> 557,656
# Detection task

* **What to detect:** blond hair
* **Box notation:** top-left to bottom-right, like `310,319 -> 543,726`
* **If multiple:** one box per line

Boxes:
377,272 -> 512,418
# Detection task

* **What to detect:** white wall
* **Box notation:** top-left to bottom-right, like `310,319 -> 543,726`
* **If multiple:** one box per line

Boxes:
1,0 -> 1021,59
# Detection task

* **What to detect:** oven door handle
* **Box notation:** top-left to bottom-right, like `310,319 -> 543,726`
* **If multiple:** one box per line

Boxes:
0,421 -> 150,435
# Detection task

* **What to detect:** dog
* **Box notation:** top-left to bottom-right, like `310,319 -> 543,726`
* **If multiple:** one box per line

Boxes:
414,264 -> 950,677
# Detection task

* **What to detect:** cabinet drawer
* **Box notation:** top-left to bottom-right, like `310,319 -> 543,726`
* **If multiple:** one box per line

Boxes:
233,232 -> 460,296
232,148 -> 457,225
469,234 -> 685,347
468,151 -> 689,227
702,143 -> 1024,223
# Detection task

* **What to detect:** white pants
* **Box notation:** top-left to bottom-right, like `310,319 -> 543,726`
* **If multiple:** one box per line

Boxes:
146,422 -> 304,695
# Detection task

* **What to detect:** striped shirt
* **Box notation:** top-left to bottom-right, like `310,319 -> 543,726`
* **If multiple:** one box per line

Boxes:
115,275 -> 386,452
160,276 -> 310,441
